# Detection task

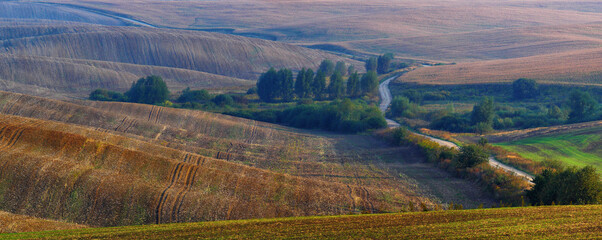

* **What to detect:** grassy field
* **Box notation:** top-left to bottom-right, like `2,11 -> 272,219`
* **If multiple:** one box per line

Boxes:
3,205 -> 601,239
494,127 -> 602,174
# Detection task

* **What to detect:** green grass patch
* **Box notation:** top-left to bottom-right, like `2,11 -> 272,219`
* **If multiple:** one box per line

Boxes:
494,128 -> 602,174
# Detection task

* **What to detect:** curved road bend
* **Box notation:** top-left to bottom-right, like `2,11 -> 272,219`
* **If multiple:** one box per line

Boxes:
379,73 -> 534,182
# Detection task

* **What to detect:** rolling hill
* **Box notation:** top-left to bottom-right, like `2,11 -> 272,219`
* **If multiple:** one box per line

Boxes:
0,91 -> 496,227
5,205 -> 601,239
0,22 -> 362,99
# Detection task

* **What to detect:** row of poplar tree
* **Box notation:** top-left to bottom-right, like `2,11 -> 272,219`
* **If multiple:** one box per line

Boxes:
256,66 -> 379,102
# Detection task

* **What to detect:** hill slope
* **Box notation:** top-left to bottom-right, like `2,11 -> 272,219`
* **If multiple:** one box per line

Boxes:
0,23 -> 362,98
5,205 -> 601,239
0,91 -> 496,227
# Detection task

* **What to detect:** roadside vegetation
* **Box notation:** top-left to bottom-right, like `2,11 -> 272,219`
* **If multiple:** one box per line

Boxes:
386,127 -> 530,205
6,205 -> 601,239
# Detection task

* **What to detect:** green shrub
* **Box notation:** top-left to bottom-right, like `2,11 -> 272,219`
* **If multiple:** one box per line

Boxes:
177,88 -> 211,103
89,89 -> 127,102
527,166 -> 601,205
212,94 -> 234,107
454,144 -> 488,169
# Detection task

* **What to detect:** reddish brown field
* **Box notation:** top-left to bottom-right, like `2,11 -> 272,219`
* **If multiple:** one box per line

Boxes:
399,48 -> 602,86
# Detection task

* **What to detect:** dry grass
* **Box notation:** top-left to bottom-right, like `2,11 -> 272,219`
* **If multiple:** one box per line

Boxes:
0,211 -> 86,234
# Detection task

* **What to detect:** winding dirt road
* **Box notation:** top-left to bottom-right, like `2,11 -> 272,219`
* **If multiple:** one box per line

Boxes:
379,73 -> 534,182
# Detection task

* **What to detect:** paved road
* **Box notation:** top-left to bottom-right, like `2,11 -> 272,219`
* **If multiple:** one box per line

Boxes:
378,73 -> 534,182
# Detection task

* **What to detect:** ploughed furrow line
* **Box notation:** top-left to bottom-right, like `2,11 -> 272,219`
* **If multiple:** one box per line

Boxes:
155,106 -> 163,124
148,106 -> 156,122
352,171 -> 374,214
170,153 -> 205,222
0,125 -> 29,151
216,151 -> 228,160
155,162 -> 185,224
169,164 -> 198,223
0,95 -> 22,114
114,117 -> 128,131
346,185 -> 356,212
123,119 -> 137,133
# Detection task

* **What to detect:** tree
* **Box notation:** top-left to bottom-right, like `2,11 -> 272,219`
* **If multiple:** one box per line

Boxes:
390,96 -> 411,117
346,72 -> 361,97
548,105 -> 567,120
319,59 -> 335,76
377,53 -> 394,74
313,70 -> 327,100
365,57 -> 377,72
454,144 -> 488,168
125,75 -> 169,104
334,61 -> 347,76
347,65 -> 355,76
568,90 -> 597,121
278,68 -> 294,101
360,71 -> 378,96
257,68 -> 278,102
328,72 -> 345,99
295,68 -> 308,98
471,97 -> 495,131
527,166 -> 601,205
295,68 -> 315,99
512,78 -> 539,100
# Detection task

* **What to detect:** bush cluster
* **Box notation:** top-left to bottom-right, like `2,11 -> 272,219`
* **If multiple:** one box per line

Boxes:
227,99 -> 386,133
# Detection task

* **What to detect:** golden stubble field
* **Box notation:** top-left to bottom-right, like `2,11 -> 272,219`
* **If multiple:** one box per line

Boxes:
0,91 -> 496,228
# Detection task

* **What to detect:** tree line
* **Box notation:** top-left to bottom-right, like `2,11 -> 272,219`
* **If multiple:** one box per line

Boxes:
256,59 -> 384,102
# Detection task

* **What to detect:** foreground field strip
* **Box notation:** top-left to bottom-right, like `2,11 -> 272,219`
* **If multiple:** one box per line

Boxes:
3,205 -> 600,239
379,72 -> 534,182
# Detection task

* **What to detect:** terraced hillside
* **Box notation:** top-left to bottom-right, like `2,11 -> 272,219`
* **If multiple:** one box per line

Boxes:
0,23 -> 362,99
6,205 -> 601,239
0,91 -> 495,227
